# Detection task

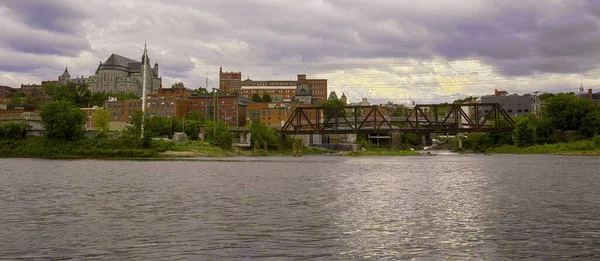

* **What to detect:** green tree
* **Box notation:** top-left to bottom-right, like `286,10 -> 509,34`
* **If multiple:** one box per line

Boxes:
0,122 -> 31,140
544,93 -> 595,130
252,93 -> 263,102
514,116 -> 535,147
322,98 -> 345,119
249,120 -> 279,150
92,108 -> 111,137
534,117 -> 557,144
204,120 -> 232,149
232,89 -> 240,96
172,82 -> 185,89
74,84 -> 92,107
195,87 -> 210,95
579,109 -> 600,138
187,109 -> 206,122
262,92 -> 272,102
538,93 -> 555,102
40,100 -> 87,140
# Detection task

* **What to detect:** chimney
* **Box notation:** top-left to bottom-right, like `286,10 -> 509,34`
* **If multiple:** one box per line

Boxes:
494,89 -> 498,96
589,89 -> 594,102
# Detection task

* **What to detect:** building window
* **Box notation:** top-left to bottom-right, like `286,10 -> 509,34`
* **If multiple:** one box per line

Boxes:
517,109 -> 522,113
507,109 -> 512,113
524,109 -> 529,112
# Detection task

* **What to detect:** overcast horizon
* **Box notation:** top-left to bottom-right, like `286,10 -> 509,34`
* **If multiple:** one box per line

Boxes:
2,0 -> 600,104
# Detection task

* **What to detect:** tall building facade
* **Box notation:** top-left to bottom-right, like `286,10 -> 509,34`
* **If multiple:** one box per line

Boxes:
219,67 -> 328,101
87,52 -> 161,96
60,50 -> 162,96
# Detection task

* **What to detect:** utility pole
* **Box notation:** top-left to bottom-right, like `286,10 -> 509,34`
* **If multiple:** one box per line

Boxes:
141,42 -> 148,138
205,72 -> 208,119
213,88 -> 217,138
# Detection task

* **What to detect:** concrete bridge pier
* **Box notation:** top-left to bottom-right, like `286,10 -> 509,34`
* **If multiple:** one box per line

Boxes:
457,133 -> 464,149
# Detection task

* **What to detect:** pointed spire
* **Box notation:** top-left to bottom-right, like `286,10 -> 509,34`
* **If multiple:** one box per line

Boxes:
220,66 -> 222,73
61,67 -> 71,77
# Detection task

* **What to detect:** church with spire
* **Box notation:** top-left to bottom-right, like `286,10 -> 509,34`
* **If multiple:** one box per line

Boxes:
58,46 -> 162,97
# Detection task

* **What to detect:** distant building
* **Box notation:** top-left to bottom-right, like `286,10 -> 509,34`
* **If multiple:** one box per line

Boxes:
105,97 -> 188,123
328,91 -> 338,101
0,85 -> 17,98
480,93 -> 536,117
59,49 -> 162,96
579,88 -> 600,105
187,95 -> 250,127
220,67 -> 328,101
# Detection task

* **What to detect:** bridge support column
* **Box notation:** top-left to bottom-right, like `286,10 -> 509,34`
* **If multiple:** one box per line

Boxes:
457,133 -> 464,149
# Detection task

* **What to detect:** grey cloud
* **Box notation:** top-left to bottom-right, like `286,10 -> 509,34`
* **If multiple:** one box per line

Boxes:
1,0 -> 88,35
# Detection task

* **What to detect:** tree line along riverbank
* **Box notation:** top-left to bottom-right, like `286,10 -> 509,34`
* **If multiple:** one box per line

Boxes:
3,91 -> 600,158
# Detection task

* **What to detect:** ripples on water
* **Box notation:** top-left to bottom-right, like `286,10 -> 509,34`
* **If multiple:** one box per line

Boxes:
1,155 -> 599,260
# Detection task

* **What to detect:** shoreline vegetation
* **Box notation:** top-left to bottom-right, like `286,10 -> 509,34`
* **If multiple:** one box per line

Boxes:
3,87 -> 600,159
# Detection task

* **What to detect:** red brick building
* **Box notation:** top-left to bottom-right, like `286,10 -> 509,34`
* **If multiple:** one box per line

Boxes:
187,95 -> 250,127
219,67 -> 328,101
105,97 -> 189,122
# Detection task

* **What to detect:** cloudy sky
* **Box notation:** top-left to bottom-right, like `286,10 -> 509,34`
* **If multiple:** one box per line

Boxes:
2,0 -> 600,104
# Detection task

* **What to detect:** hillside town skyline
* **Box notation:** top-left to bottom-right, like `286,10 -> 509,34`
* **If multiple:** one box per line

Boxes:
3,1 -> 600,104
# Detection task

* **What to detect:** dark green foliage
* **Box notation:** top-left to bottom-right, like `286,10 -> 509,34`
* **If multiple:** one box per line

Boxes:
249,120 -> 279,150
40,100 -> 87,141
514,116 -> 535,147
0,122 -> 31,140
0,136 -> 176,158
195,87 -> 211,95
534,117 -> 557,144
579,109 -> 600,138
204,120 -> 232,149
463,132 -> 513,152
171,82 -> 185,89
252,93 -> 262,102
544,93 -> 595,131
453,96 -> 479,104
322,98 -> 345,119
187,109 -> 206,123
262,92 -> 272,102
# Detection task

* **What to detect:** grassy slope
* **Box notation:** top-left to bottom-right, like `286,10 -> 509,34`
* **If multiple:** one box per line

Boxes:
487,140 -> 600,155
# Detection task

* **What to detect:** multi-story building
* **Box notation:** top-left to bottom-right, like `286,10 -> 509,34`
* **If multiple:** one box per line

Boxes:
58,49 -> 162,96
247,102 -> 291,127
0,85 -> 17,98
105,97 -> 189,122
219,67 -> 328,101
480,90 -> 536,117
87,52 -> 161,96
150,87 -> 195,100
187,95 -> 250,127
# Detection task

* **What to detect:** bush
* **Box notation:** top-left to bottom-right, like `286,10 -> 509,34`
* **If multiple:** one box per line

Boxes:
204,120 -> 233,149
0,121 -> 31,140
40,100 -> 87,141
594,135 -> 600,147
249,120 -> 280,150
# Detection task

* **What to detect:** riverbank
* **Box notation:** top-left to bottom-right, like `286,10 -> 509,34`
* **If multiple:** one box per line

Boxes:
0,137 -> 420,159
485,140 -> 600,156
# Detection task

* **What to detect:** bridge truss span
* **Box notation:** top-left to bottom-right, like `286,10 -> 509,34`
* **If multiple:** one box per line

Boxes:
280,103 -> 515,135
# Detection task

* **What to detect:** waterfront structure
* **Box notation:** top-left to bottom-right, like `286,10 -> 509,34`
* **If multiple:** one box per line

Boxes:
220,67 -> 328,101
246,102 -> 291,127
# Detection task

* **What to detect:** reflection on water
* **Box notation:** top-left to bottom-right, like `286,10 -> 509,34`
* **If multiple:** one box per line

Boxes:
0,155 -> 599,260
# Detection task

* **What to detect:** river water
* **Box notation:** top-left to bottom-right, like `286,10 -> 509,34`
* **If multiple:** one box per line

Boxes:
0,155 -> 599,260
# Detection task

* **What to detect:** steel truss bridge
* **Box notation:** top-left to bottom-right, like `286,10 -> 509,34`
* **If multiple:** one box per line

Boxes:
281,103 -> 515,135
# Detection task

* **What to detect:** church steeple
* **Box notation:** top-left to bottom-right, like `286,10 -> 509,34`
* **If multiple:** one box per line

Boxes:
141,43 -> 149,64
